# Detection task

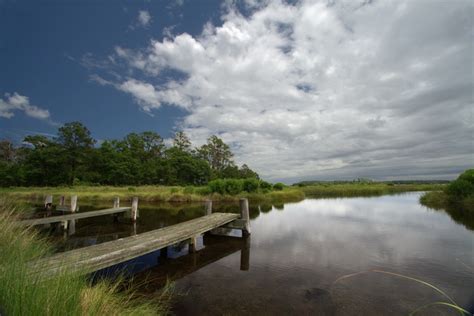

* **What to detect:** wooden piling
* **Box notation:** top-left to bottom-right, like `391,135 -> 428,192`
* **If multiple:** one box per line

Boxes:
44,195 -> 53,211
130,197 -> 138,222
240,235 -> 250,271
113,197 -> 120,208
70,195 -> 78,212
113,197 -> 120,222
239,198 -> 251,235
189,235 -> 199,253
205,200 -> 212,215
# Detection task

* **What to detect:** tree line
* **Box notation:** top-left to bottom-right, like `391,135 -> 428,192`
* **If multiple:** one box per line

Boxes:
0,122 -> 259,187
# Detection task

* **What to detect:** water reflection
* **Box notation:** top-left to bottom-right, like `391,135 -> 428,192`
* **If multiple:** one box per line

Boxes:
28,193 -> 473,315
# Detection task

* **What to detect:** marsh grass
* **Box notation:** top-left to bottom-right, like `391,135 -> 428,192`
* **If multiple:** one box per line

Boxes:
300,183 -> 444,198
332,269 -> 471,315
0,199 -> 169,315
0,185 -> 306,205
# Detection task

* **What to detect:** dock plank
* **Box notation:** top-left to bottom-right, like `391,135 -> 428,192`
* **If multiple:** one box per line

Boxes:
18,207 -> 131,226
32,212 -> 240,276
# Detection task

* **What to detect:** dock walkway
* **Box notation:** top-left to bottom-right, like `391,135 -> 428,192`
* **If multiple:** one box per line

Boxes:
32,212 -> 240,276
19,207 -> 131,226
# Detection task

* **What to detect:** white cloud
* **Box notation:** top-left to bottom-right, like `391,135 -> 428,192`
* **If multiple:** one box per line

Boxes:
137,10 -> 152,28
0,92 -> 51,120
102,0 -> 473,181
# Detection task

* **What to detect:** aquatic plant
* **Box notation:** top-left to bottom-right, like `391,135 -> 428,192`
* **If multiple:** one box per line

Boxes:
332,269 -> 471,315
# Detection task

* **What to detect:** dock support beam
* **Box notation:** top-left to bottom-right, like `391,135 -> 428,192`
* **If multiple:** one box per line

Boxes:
205,200 -> 212,215
240,235 -> 250,271
68,195 -> 77,235
239,198 -> 251,236
189,235 -> 199,253
130,197 -> 138,222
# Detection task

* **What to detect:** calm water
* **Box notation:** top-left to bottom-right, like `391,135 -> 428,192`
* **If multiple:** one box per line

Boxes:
34,192 -> 473,315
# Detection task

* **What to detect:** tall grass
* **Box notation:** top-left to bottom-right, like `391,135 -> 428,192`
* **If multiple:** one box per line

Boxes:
0,185 -> 307,205
0,199 -> 168,315
300,183 -> 445,198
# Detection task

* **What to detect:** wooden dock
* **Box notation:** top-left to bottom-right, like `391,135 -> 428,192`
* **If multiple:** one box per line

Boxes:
32,212 -> 241,276
19,196 -> 138,227
19,207 -> 132,226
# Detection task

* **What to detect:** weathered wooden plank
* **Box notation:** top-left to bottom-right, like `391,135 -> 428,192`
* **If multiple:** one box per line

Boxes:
18,207 -> 131,226
32,212 -> 240,276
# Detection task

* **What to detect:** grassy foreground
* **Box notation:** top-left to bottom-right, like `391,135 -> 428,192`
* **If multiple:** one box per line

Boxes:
0,200 -> 169,316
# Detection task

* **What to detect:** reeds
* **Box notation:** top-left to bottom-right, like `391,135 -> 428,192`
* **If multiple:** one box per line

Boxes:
0,199 -> 169,315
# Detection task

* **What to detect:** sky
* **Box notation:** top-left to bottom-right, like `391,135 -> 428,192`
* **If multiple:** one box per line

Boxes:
0,0 -> 472,182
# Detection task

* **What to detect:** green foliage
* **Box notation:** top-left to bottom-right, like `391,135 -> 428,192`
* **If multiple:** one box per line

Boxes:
224,179 -> 244,195
273,182 -> 285,191
0,123 -> 259,187
260,181 -> 272,190
0,200 -> 168,315
183,186 -> 195,194
458,169 -> 474,185
445,169 -> 474,198
243,178 -> 260,192
208,179 -> 226,194
446,179 -> 474,198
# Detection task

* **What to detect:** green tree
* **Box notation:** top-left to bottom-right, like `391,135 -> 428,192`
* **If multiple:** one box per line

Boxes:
173,131 -> 192,152
198,135 -> 234,174
22,135 -> 66,185
56,122 -> 96,185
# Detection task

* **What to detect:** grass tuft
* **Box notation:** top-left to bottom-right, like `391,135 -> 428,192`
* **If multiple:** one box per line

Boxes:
0,198 -> 169,315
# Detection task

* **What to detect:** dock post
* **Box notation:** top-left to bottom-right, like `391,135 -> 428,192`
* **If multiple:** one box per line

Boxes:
70,195 -> 78,212
67,195 -> 77,235
113,197 -> 120,208
130,197 -> 138,222
189,235 -> 199,253
240,235 -> 250,271
59,196 -> 65,206
205,199 -> 212,215
44,195 -> 53,211
239,198 -> 251,236
113,197 -> 120,222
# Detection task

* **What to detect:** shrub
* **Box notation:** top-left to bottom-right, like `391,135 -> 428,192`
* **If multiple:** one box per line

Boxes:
224,179 -> 244,195
208,179 -> 226,194
273,182 -> 285,191
243,178 -> 260,193
259,180 -> 272,190
446,179 -> 474,198
458,169 -> 474,185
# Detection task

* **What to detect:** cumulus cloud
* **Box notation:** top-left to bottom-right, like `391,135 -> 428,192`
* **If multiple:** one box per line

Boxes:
101,0 -> 473,181
0,92 -> 51,120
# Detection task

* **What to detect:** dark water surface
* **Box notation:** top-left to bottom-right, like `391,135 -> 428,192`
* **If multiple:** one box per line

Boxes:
35,193 -> 473,315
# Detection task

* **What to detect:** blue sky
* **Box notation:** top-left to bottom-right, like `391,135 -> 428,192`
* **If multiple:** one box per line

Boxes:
1,0 -> 472,181
0,0 -> 222,141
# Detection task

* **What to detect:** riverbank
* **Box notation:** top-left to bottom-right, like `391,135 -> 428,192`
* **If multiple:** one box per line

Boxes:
420,191 -> 474,231
299,183 -> 444,198
0,199 -> 170,315
0,183 -> 445,206
0,185 -> 305,204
